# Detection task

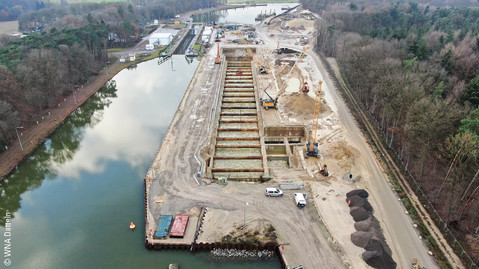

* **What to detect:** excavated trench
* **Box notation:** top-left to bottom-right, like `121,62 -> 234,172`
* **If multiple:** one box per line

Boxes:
211,56 -> 266,180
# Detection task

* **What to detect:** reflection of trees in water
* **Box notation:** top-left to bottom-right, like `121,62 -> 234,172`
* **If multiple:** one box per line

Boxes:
193,11 -> 221,23
0,81 -> 118,226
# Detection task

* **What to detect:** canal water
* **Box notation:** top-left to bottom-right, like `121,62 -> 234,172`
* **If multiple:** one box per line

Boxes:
193,3 -> 298,25
0,56 -> 279,268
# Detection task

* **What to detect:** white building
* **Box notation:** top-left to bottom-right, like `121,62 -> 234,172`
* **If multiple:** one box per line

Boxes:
149,33 -> 174,46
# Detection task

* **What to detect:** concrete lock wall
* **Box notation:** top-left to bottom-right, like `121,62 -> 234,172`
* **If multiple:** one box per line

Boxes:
264,126 -> 306,137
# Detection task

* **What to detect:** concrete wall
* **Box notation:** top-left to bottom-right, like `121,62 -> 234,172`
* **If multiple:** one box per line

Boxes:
264,126 -> 306,137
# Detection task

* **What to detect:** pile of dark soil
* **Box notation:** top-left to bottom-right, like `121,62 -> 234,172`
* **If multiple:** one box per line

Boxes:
346,189 -> 397,269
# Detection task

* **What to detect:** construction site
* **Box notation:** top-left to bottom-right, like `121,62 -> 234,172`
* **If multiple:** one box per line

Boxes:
144,7 -> 440,269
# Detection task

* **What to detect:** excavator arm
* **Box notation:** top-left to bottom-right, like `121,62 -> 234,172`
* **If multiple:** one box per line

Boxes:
237,32 -> 268,73
274,46 -> 310,100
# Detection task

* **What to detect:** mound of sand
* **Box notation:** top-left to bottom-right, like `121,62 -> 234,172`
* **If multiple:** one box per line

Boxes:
285,18 -> 315,30
281,92 -> 315,116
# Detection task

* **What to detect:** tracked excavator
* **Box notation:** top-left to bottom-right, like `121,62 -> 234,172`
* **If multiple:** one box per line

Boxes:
260,46 -> 310,109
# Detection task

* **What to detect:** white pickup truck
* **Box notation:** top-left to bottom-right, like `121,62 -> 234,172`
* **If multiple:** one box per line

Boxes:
294,193 -> 307,209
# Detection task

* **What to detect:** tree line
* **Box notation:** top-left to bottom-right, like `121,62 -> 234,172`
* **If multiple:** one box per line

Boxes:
0,23 -> 107,147
303,0 -> 479,263
0,0 -> 47,22
0,0 -> 216,149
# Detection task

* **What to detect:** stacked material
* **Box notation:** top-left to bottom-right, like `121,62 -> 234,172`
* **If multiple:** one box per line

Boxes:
154,215 -> 173,239
346,189 -> 397,269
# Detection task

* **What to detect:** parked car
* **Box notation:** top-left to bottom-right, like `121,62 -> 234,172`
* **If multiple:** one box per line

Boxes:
294,193 -> 307,208
265,188 -> 283,197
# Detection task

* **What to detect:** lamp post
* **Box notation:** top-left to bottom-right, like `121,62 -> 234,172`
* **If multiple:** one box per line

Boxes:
243,201 -> 249,229
15,126 -> 24,151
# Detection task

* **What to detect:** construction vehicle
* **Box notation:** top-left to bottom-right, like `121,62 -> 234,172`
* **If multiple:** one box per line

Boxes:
319,164 -> 328,176
260,46 -> 310,109
301,82 -> 309,93
237,32 -> 270,74
411,257 -> 426,269
215,44 -> 221,64
261,87 -> 277,109
215,30 -> 222,42
306,81 -> 322,157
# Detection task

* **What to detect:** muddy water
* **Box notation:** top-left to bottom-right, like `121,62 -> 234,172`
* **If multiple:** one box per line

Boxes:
266,148 -> 287,155
217,140 -> 261,146
218,131 -> 259,138
214,159 -> 263,169
219,123 -> 258,129
268,159 -> 289,168
216,148 -> 262,156
0,56 -> 279,268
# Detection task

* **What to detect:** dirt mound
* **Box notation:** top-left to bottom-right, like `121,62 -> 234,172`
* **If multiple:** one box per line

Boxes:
347,195 -> 373,213
347,189 -> 369,198
362,247 -> 397,269
346,189 -> 397,268
354,218 -> 372,231
281,92 -> 315,116
351,231 -> 373,248
350,206 -> 371,222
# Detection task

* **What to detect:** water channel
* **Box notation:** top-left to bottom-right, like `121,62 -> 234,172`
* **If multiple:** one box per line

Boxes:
193,3 -> 298,25
0,56 -> 279,268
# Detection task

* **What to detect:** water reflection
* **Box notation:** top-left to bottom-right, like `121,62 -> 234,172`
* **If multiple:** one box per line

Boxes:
0,82 -> 117,226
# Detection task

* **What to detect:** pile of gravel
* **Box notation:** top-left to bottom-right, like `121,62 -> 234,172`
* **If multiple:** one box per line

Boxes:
346,189 -> 397,269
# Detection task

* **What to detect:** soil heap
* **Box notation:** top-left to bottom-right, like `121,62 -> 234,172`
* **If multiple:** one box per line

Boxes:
346,189 -> 397,269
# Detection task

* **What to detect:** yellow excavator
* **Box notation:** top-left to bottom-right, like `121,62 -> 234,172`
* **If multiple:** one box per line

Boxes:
306,81 -> 322,157
411,257 -> 426,269
260,46 -> 310,109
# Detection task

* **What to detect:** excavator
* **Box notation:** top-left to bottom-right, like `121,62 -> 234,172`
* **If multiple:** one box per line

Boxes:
301,82 -> 310,93
411,257 -> 426,269
306,81 -> 322,157
237,32 -> 270,74
261,84 -> 276,109
260,46 -> 310,109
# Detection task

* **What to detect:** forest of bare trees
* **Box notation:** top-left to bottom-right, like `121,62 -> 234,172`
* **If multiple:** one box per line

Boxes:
0,0 -> 215,149
303,0 -> 479,264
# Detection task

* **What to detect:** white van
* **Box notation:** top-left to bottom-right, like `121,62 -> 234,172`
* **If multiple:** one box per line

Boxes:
294,193 -> 307,208
265,188 -> 283,197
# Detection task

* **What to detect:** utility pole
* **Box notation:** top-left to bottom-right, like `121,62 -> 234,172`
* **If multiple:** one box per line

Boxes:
15,126 -> 24,151
243,201 -> 249,229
